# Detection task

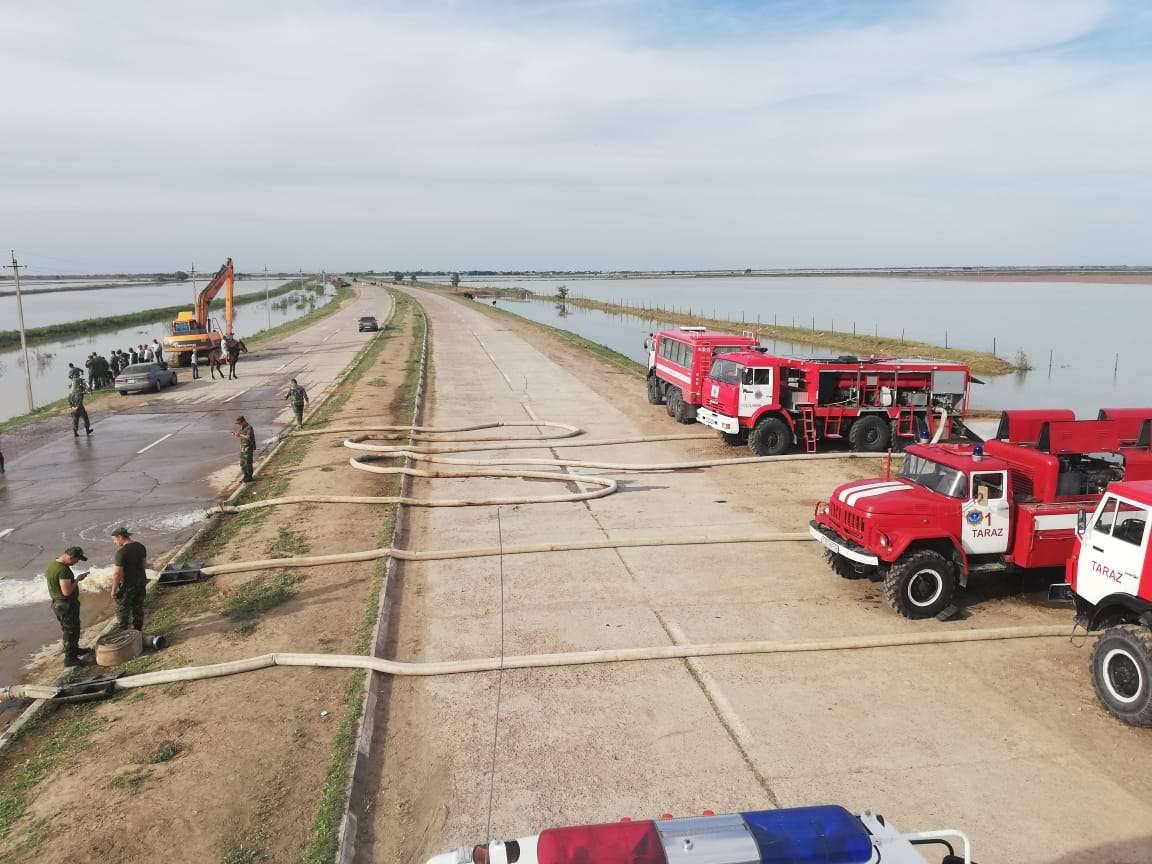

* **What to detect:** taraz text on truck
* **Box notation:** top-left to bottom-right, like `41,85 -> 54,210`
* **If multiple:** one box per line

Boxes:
162,257 -> 235,367
810,409 -> 1152,619
697,351 -> 972,455
645,327 -> 761,423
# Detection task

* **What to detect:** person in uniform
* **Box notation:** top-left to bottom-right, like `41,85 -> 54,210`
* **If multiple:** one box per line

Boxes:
67,362 -> 82,383
284,378 -> 309,426
46,545 -> 90,667
110,527 -> 148,632
69,379 -> 93,437
233,415 -> 256,482
85,353 -> 97,389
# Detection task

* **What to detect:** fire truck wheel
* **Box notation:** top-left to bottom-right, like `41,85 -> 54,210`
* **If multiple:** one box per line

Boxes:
747,416 -> 791,456
646,375 -> 665,405
825,548 -> 874,580
665,388 -> 681,418
884,549 -> 956,619
1091,625 -> 1152,726
849,414 -> 891,452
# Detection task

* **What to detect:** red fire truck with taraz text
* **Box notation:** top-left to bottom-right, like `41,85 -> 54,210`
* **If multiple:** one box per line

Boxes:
646,327 -> 760,423
694,351 -> 973,456
810,409 -> 1152,620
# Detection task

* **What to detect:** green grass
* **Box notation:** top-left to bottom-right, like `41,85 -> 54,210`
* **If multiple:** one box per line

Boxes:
223,572 -> 301,621
0,280 -> 315,351
266,527 -> 311,559
0,706 -> 104,842
149,740 -> 183,764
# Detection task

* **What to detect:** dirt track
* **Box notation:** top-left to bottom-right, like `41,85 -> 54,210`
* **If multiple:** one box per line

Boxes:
356,288 -> 1152,863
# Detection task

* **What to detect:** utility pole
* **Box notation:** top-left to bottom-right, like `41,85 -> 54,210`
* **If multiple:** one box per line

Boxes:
190,263 -> 197,311
5,251 -> 35,413
264,265 -> 271,331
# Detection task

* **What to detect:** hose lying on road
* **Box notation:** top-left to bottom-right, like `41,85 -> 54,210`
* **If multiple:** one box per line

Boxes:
0,624 -> 1075,703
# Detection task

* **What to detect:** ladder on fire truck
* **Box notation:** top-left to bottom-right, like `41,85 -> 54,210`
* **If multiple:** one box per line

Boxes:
798,405 -> 819,453
895,405 -> 918,439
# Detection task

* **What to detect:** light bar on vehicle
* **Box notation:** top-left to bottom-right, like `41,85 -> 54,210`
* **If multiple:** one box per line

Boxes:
425,806 -> 972,864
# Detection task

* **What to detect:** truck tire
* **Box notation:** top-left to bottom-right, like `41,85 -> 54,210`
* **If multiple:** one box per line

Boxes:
666,388 -> 681,418
1091,625 -> 1152,726
884,549 -> 956,619
747,416 -> 791,456
646,376 -> 665,405
720,429 -> 748,447
849,414 -> 891,452
672,398 -> 696,424
825,548 -> 874,580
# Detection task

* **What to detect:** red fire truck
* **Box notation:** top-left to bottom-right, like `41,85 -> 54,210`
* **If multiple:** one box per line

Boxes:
646,327 -> 760,423
1065,473 -> 1152,725
694,351 -> 972,455
810,409 -> 1152,619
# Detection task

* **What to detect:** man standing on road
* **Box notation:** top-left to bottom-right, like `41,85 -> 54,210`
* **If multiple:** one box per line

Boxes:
46,545 -> 90,667
190,349 -> 200,380
110,527 -> 148,632
233,415 -> 256,482
85,353 -> 97,390
69,380 -> 93,437
285,378 -> 309,426
152,338 -> 163,365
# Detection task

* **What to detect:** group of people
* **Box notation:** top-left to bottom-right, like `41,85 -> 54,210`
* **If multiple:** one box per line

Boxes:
70,338 -> 166,392
46,527 -> 149,667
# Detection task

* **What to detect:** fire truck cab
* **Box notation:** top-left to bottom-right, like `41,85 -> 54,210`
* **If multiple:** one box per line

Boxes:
810,410 -> 1152,620
645,328 -> 760,423
1068,476 -> 1152,726
696,352 -> 971,455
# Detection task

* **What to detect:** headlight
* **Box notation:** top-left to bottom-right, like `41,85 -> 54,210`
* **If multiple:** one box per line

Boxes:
817,502 -> 829,516
879,533 -> 891,548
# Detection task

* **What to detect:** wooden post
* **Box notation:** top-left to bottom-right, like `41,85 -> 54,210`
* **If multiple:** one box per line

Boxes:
1049,349 -> 1054,375
1114,353 -> 1120,377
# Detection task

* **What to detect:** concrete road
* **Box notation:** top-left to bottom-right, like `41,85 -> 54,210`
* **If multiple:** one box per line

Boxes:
0,284 -> 393,689
360,288 -> 1152,864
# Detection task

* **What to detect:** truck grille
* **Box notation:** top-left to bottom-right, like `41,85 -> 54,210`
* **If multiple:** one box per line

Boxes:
829,501 -> 865,542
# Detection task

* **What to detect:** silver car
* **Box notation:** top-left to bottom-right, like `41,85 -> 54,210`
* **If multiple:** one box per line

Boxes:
115,362 -> 178,395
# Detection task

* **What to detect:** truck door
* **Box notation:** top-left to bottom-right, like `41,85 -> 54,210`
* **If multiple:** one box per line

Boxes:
1075,494 -> 1149,605
739,367 -> 774,418
961,470 -> 1010,554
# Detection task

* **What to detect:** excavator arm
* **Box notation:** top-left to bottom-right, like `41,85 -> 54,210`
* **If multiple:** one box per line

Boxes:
194,258 -> 235,332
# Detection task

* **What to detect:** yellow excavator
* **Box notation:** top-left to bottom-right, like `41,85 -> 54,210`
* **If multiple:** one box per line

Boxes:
162,258 -> 235,367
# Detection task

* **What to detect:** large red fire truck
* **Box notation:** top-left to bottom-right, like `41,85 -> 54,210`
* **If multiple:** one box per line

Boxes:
695,351 -> 973,455
646,327 -> 760,423
1065,472 -> 1152,726
810,409 -> 1152,620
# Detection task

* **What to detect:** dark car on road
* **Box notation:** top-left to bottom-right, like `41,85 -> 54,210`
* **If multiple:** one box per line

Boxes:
114,362 -> 178,395
358,316 -> 379,332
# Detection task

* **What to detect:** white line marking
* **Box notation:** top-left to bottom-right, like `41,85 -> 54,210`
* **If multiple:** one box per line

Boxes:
472,331 -> 514,390
322,331 -> 336,343
0,528 -> 14,541
137,433 -> 173,454
273,361 -> 290,372
222,387 -> 251,403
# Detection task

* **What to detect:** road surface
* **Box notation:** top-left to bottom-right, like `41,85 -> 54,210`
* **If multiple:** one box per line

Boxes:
0,285 -> 393,691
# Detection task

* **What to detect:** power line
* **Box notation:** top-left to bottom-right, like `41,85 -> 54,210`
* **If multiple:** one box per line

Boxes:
4,251 -> 35,413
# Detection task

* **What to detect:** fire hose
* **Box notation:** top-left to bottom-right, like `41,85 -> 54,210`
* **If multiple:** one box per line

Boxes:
2,624 -> 1073,702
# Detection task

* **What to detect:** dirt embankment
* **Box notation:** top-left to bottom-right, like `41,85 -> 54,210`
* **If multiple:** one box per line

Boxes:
0,291 -> 422,864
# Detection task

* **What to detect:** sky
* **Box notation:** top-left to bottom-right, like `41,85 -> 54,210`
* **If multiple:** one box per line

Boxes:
1,0 -> 1150,272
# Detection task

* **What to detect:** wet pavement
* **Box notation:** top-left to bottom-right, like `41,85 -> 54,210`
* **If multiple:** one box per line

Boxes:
0,283 -> 393,705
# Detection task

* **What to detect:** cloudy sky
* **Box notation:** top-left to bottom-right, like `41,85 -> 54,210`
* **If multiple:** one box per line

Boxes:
2,0 -> 1149,272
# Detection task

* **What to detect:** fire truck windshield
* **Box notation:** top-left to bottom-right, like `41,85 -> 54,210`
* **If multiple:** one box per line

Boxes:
709,358 -> 743,385
900,454 -> 969,498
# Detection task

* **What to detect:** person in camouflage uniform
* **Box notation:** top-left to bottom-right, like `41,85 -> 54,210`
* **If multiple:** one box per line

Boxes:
45,545 -> 90,667
110,527 -> 148,631
69,379 -> 93,437
233,415 -> 256,482
284,378 -> 310,427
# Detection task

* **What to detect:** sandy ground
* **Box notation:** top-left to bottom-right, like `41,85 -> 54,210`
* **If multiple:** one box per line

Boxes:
0,285 -> 420,863
356,288 -> 1152,864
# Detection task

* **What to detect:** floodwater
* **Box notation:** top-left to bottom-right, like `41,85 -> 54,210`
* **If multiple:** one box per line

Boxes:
0,286 -> 333,423
0,276 -> 290,329
451,275 -> 1152,417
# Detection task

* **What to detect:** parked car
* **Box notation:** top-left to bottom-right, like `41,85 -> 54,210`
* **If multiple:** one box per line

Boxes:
358,316 -> 379,332
115,362 -> 178,395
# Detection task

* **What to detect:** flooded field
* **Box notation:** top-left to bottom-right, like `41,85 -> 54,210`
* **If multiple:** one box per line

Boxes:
448,275 -> 1151,416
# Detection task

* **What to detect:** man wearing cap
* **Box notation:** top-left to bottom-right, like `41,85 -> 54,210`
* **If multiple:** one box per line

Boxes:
46,546 -> 90,667
233,416 -> 256,482
111,527 -> 149,632
69,379 -> 93,437
284,378 -> 309,427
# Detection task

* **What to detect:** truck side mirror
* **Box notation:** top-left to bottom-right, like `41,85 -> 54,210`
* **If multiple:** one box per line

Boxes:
1077,508 -> 1087,537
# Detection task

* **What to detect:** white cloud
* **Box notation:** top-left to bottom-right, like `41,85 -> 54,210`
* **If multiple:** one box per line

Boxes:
0,0 -> 1148,270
